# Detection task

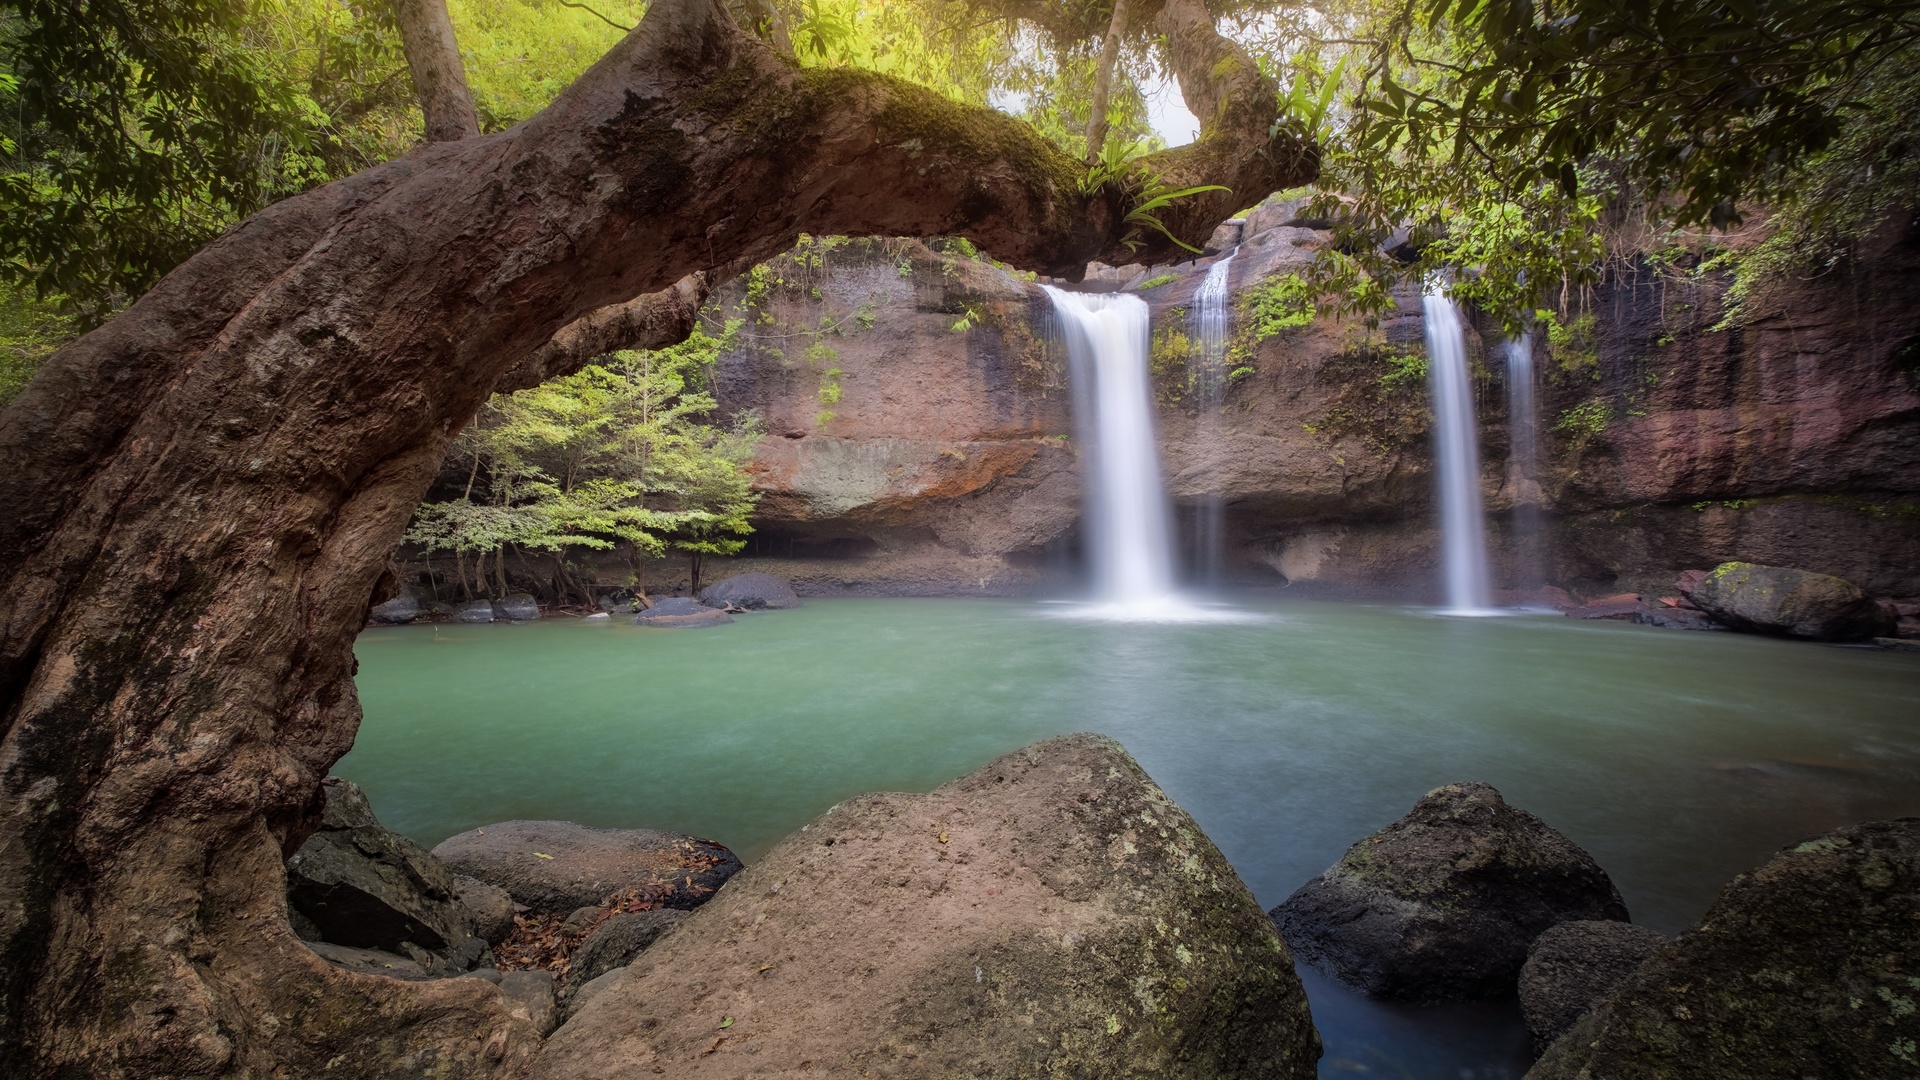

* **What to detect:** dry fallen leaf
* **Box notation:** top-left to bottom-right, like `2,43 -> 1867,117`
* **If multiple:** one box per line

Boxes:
533,852 -> 555,860
937,832 -> 949,844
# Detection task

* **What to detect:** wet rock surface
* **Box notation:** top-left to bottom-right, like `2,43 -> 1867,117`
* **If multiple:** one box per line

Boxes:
1271,781 -> 1628,1002
454,599 -> 495,623
1683,561 -> 1891,641
632,595 -> 733,628
286,778 -> 491,973
492,592 -> 540,620
368,594 -> 420,624
531,734 -> 1321,1079
698,572 -> 802,609
432,820 -> 742,916
1527,818 -> 1920,1080
1518,920 -> 1669,1053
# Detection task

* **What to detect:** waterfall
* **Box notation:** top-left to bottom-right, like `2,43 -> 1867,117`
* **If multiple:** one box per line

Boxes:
1043,287 -> 1179,608
1505,332 -> 1545,589
1423,280 -> 1494,613
1186,252 -> 1237,584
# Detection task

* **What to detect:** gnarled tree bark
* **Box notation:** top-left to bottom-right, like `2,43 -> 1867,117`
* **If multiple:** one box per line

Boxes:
0,0 -> 1311,1075
394,0 -> 482,141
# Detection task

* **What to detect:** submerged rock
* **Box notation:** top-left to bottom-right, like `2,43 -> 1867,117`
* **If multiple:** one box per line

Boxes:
431,820 -> 742,916
1518,920 -> 1668,1053
631,595 -> 732,628
493,592 -> 540,621
286,778 -> 491,973
1685,561 -> 1890,641
1527,818 -> 1920,1080
369,594 -> 421,624
564,908 -> 688,991
532,734 -> 1321,1079
1271,781 -> 1627,1002
697,572 -> 803,610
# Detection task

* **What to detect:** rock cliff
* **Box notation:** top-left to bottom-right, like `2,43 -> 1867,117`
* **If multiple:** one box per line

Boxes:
685,207 -> 1919,599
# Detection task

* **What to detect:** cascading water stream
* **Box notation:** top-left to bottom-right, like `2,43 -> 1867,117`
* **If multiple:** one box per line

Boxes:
1422,280 -> 1495,613
1504,332 -> 1545,589
1042,287 -> 1179,610
1186,252 -> 1237,584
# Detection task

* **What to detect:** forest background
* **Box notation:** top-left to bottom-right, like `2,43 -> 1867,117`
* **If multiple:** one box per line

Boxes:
3,0 -> 1913,596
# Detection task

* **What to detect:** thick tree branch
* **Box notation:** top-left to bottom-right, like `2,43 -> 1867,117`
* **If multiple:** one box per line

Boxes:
496,273 -> 712,393
0,0 -> 1312,1074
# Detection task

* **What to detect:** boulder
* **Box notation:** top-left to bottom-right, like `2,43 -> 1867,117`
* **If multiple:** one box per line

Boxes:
492,592 -> 540,620
1629,605 -> 1723,632
1518,921 -> 1668,1053
563,966 -> 622,1020
632,595 -> 732,628
1271,781 -> 1628,1002
431,821 -> 743,916
454,599 -> 495,623
531,734 -> 1321,1080
581,611 -> 610,622
697,572 -> 802,610
453,873 -> 517,945
563,909 -> 688,991
500,969 -> 561,1037
286,779 -> 491,973
1527,818 -> 1920,1080
369,594 -> 421,624
1685,561 -> 1891,641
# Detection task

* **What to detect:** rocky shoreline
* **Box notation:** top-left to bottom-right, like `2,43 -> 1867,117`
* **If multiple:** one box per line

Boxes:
289,737 -> 1919,1078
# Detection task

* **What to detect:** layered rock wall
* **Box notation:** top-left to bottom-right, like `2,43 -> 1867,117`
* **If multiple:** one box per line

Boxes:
684,208 -> 1920,599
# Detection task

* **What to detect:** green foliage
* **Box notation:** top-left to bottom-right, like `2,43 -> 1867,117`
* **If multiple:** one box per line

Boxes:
1136,273 -> 1178,291
1245,273 -> 1317,340
407,317 -> 762,593
0,0 -> 417,316
1553,399 -> 1611,454
449,0 -> 646,130
1543,310 -> 1600,383
0,278 -> 79,405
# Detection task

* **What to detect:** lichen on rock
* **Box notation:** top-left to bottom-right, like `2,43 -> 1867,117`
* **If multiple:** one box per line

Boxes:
530,733 -> 1321,1078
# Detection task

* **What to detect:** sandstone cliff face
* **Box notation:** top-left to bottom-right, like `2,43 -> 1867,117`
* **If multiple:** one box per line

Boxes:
700,209 -> 1920,599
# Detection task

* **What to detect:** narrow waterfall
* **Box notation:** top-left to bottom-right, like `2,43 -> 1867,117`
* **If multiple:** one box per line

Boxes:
1422,280 -> 1495,612
1505,332 -> 1545,588
1043,287 -> 1179,607
1186,252 -> 1237,583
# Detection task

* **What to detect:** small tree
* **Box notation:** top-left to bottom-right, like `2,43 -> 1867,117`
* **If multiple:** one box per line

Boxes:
405,315 -> 761,602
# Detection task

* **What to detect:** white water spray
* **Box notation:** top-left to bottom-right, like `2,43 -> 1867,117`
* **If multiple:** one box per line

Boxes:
1504,332 -> 1545,588
1045,287 -> 1178,608
1423,280 -> 1495,613
1187,252 -> 1237,582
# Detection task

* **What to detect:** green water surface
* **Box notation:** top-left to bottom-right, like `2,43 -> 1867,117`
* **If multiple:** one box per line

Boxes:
343,596 -> 1920,1077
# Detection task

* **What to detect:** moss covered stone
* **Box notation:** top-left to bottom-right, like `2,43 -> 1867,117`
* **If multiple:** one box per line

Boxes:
1271,781 -> 1627,1003
532,734 -> 1320,1078
1526,818 -> 1920,1080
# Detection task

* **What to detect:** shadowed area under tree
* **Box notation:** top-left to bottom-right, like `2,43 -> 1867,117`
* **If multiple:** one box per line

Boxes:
0,0 -> 1312,1075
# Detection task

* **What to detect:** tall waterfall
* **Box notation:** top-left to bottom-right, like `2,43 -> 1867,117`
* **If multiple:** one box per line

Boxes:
1043,287 -> 1179,608
1423,280 -> 1494,612
1505,332 -> 1545,588
1186,252 -> 1237,583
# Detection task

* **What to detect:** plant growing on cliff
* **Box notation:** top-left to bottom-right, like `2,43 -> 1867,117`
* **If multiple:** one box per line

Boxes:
1245,272 -> 1317,340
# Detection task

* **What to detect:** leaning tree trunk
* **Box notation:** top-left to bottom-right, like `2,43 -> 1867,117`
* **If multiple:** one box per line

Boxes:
0,0 -> 1310,1075
393,0 -> 481,141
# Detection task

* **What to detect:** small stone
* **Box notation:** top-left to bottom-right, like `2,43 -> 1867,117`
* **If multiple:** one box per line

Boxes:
1518,920 -> 1668,1052
431,821 -> 743,916
452,874 -> 516,945
498,969 -> 559,1037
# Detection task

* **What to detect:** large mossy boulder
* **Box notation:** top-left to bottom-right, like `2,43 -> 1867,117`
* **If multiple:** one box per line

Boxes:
1683,561 -> 1891,641
432,820 -> 743,916
530,734 -> 1322,1079
1271,781 -> 1627,1003
1518,920 -> 1669,1053
1527,818 -> 1920,1080
286,778 -> 491,973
